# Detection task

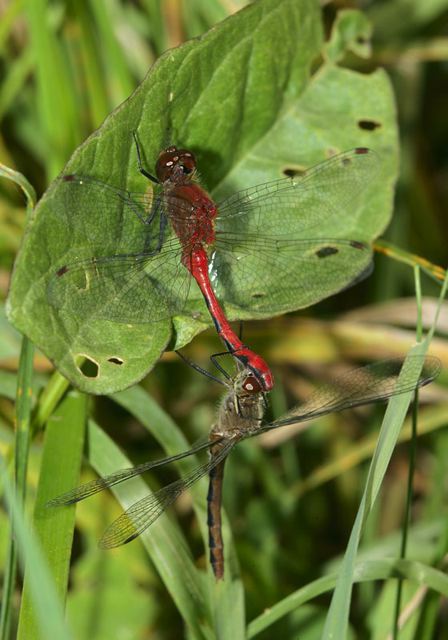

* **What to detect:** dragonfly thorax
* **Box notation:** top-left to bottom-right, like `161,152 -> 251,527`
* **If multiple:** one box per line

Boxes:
211,385 -> 265,441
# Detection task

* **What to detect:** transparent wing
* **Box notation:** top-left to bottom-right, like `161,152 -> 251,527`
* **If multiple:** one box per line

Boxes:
47,174 -> 193,323
46,438 -> 217,507
261,356 -> 441,432
57,174 -> 157,225
211,237 -> 373,314
47,239 -> 191,323
99,439 -> 236,549
215,148 -> 379,236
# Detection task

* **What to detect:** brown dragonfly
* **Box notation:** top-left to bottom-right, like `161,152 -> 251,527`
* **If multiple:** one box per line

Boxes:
47,355 -> 440,579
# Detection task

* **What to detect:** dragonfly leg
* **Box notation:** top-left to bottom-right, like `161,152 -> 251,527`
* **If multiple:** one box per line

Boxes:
132,131 -> 158,184
142,206 -> 169,254
176,350 -> 226,386
210,351 -> 234,380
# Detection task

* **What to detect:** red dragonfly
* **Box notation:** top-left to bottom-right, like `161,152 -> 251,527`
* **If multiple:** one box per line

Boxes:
48,138 -> 376,391
47,355 -> 440,579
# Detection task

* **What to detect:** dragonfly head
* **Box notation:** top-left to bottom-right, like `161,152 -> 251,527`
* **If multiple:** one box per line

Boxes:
156,146 -> 196,183
233,370 -> 265,397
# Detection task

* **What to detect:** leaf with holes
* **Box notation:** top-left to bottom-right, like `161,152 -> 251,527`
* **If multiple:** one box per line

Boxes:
7,0 -> 398,393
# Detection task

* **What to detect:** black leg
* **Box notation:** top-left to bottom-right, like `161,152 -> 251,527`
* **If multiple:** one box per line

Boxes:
176,351 -> 226,386
133,131 -> 159,184
210,351 -> 234,380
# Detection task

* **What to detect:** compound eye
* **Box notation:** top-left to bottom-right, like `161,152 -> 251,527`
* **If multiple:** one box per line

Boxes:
155,152 -> 175,181
180,154 -> 196,174
242,375 -> 262,394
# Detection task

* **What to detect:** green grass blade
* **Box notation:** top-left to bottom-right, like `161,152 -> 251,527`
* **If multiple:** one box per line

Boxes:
24,0 -> 80,176
321,274 -> 448,639
88,0 -> 136,104
295,404 -> 448,497
0,0 -> 23,54
72,3 -> 111,128
0,162 -> 36,640
0,337 -> 34,640
247,558 -> 448,638
32,370 -> 70,432
0,47 -> 34,121
139,0 -> 168,54
392,266 -> 424,637
1,459 -> 74,640
17,391 -> 87,640
86,419 -> 214,640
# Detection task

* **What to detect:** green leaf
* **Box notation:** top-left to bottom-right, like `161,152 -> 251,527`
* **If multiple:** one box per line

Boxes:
324,10 -> 373,63
7,0 -> 398,394
17,391 -> 86,640
0,162 -> 36,210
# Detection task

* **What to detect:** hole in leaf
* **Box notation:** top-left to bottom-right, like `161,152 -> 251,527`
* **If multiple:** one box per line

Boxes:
315,246 -> 339,259
108,356 -> 124,366
358,119 -> 381,131
75,355 -> 100,378
283,167 -> 304,178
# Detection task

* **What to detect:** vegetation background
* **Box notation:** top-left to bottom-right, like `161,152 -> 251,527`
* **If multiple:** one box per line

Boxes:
0,1 -> 448,639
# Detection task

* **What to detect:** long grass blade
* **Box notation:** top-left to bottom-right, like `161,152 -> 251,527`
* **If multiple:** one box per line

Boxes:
321,272 -> 448,639
17,392 -> 87,640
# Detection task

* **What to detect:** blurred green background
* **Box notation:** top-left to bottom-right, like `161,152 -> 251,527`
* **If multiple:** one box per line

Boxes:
1,1 -> 448,639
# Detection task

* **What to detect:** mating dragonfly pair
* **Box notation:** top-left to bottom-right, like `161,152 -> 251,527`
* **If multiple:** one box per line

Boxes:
47,138 -> 440,579
49,354 -> 440,579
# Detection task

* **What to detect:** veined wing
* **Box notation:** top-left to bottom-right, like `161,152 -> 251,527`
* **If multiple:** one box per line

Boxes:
98,439 -> 236,549
211,235 -> 373,315
260,356 -> 441,433
56,174 -> 158,225
47,236 -> 192,323
215,148 -> 379,236
46,437 -> 218,506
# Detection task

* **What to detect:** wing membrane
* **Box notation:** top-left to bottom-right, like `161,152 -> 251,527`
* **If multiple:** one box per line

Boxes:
99,439 -> 236,548
47,438 -> 217,506
262,356 -> 441,432
211,237 -> 372,314
47,238 -> 192,323
215,149 -> 379,236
